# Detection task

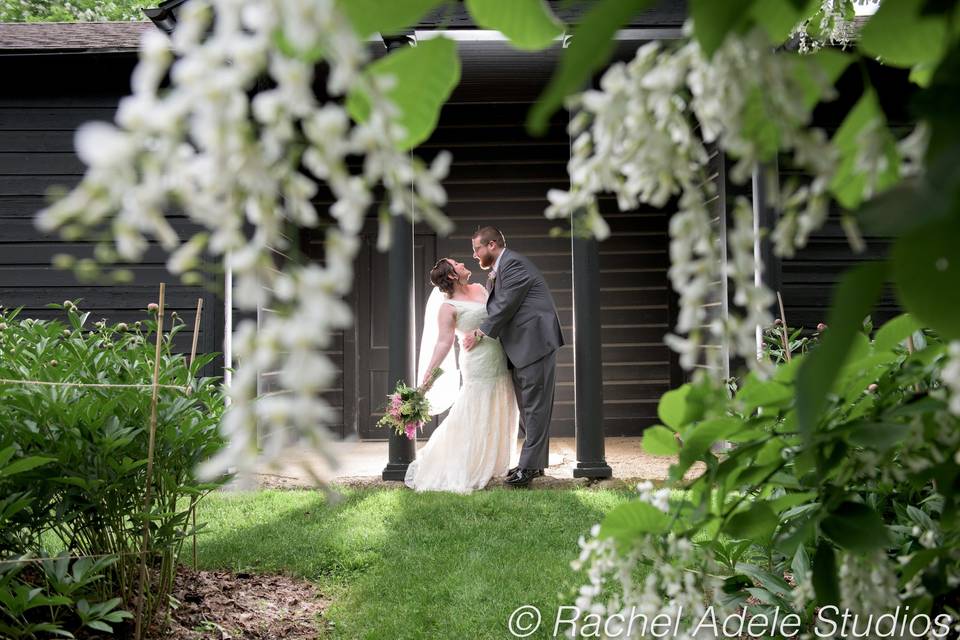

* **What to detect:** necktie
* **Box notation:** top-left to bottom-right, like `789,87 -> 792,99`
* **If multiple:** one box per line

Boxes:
486,270 -> 496,293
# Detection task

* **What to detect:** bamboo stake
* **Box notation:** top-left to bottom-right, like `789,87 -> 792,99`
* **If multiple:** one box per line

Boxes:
188,298 -> 204,376
776,291 -> 792,363
135,283 -> 165,640
187,298 -> 203,568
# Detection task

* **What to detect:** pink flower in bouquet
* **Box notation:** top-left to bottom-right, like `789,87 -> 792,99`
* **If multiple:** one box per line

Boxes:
388,394 -> 402,418
404,423 -> 418,439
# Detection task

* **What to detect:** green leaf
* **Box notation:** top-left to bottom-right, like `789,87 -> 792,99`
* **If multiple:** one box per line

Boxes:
741,87 -> 780,161
336,0 -> 444,39
599,501 -> 670,542
690,0 -> 756,57
0,456 -> 55,478
898,549 -> 942,587
465,0 -> 564,51
86,620 -> 114,633
821,502 -> 891,552
657,384 -> 691,430
916,64 -> 960,166
750,0 -> 818,44
527,0 -> 656,135
891,217 -> 960,340
791,544 -> 811,585
736,373 -> 793,415
734,563 -> 792,598
856,179 -> 950,237
675,417 -> 742,478
769,492 -> 818,515
873,313 -> 923,352
794,49 -> 852,111
347,37 -> 461,151
642,425 -> 679,456
772,357 -> 803,384
812,540 -> 839,606
859,0 -> 948,68
796,262 -> 887,445
844,421 -> 913,451
909,61 -> 936,87
725,503 -> 779,540
829,90 -> 900,209
775,508 -> 818,555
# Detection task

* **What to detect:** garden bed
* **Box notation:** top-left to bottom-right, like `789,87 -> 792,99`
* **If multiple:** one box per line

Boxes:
158,568 -> 328,640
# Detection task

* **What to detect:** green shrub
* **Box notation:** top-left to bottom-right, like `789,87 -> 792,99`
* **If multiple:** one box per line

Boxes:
0,302 -> 226,637
583,313 -> 960,632
0,0 -> 152,22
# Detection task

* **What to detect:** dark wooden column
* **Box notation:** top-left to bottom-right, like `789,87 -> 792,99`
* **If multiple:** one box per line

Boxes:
571,212 -> 613,479
382,35 -> 417,481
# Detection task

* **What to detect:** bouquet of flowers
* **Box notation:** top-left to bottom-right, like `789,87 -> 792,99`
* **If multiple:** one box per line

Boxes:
376,367 -> 443,439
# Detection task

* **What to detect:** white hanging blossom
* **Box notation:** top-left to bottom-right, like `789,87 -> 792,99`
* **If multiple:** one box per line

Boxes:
570,527 -> 725,640
549,28 -> 843,374
896,123 -> 930,179
821,550 -> 903,640
635,480 -> 672,513
790,0 -> 865,54
36,0 -> 453,481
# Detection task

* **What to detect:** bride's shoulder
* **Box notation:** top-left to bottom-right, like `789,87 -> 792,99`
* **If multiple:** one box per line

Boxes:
468,283 -> 487,296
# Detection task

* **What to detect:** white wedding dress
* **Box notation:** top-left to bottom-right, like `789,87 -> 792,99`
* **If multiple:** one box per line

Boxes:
404,296 -> 519,494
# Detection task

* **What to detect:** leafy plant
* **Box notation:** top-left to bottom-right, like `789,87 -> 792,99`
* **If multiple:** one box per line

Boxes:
0,303 -> 226,636
0,0 -> 153,22
624,312 -> 960,629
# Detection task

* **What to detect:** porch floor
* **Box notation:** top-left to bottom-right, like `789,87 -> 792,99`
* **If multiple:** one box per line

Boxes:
255,437 -> 701,489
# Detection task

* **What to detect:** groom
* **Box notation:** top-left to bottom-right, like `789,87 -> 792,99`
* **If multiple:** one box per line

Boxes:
462,226 -> 564,487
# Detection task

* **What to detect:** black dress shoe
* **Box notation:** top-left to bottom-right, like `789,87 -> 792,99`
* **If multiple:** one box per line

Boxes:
505,468 -> 540,487
506,466 -> 544,478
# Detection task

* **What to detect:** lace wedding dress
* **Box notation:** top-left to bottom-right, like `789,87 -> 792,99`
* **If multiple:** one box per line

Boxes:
404,297 -> 519,494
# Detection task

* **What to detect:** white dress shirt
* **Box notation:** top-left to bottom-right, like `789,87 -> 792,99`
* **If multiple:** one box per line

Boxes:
490,248 -> 506,277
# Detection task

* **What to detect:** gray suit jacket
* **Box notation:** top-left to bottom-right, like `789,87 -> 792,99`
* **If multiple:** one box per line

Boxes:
480,249 -> 564,369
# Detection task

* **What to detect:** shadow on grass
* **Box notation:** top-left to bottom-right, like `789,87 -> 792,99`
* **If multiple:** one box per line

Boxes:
193,485 -> 634,639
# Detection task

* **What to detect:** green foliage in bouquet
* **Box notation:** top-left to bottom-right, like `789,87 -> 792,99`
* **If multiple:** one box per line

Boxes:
0,302 -> 226,638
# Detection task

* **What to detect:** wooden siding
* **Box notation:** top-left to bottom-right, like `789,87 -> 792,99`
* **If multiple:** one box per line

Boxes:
0,52 -> 222,366
429,101 -> 674,438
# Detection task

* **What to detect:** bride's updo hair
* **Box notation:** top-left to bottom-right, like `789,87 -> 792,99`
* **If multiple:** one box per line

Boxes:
430,259 -> 458,296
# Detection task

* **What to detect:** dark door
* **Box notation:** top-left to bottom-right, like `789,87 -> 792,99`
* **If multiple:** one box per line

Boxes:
355,223 -> 438,439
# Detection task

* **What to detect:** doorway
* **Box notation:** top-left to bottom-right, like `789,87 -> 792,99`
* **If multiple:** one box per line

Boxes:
354,224 -> 441,439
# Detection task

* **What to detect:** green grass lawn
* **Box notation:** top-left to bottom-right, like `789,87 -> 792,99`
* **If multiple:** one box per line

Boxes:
192,486 -> 635,639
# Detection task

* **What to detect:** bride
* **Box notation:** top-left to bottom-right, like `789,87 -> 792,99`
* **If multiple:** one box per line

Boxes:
404,258 -> 519,493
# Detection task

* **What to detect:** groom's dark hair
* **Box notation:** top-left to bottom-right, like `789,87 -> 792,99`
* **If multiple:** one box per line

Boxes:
473,226 -> 505,248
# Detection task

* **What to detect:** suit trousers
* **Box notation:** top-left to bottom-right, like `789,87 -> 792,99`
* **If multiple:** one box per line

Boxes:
509,350 -> 557,470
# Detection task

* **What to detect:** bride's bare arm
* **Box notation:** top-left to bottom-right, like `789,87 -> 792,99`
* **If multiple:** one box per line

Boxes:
422,303 -> 457,386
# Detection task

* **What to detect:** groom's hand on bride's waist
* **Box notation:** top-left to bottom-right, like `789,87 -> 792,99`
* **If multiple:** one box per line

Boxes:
462,329 -> 484,351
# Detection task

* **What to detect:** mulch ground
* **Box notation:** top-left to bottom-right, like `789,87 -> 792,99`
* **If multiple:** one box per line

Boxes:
152,568 -> 328,639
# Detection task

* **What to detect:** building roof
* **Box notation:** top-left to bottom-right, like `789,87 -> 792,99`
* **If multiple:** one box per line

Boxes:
0,21 -> 153,52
